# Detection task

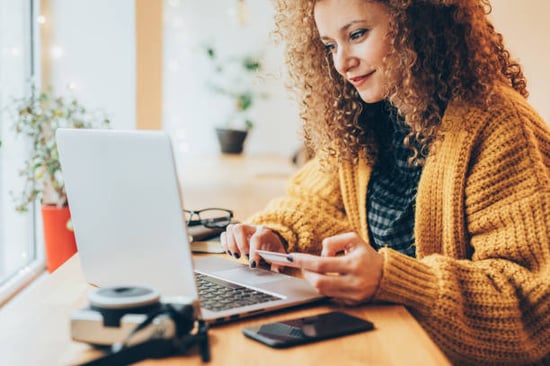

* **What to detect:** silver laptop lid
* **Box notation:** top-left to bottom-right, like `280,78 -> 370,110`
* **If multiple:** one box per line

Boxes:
56,128 -> 198,304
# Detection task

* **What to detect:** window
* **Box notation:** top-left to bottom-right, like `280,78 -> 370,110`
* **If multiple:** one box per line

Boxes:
0,0 -> 43,304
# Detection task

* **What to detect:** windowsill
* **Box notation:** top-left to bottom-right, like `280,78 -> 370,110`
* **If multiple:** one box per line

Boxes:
0,262 -> 46,308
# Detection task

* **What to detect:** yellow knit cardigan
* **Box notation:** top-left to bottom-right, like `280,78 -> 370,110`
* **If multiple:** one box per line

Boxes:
249,84 -> 550,365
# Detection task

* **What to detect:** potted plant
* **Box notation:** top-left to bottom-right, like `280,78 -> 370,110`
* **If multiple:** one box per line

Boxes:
205,46 -> 267,154
8,85 -> 110,272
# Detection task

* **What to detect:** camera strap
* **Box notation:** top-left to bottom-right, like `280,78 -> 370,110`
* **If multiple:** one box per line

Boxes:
77,304 -> 210,365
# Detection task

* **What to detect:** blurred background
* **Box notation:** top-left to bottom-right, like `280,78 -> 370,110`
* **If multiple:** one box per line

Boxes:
38,0 -> 303,157
37,0 -> 550,155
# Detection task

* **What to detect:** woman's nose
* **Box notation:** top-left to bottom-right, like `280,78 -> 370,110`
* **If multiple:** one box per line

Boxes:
333,46 -> 357,75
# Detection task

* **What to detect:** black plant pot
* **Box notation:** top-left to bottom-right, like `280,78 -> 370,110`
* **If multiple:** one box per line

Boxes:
215,128 -> 248,154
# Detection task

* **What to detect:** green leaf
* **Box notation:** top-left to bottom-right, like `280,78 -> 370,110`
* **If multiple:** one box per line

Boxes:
243,57 -> 261,71
237,92 -> 253,111
7,84 -> 111,211
206,47 -> 215,59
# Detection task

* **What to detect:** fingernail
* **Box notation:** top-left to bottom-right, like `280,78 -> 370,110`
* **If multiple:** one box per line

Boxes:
227,250 -> 232,257
286,255 -> 293,263
245,253 -> 250,259
250,260 -> 256,268
234,252 -> 240,259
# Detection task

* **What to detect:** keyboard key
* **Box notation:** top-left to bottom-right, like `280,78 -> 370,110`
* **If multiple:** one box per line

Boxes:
195,272 -> 281,312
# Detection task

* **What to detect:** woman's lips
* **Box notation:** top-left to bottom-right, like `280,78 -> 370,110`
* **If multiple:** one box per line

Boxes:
349,71 -> 375,87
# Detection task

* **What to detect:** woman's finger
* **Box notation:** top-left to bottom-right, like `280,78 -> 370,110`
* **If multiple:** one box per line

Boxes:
231,224 -> 254,259
248,226 -> 268,268
224,224 -> 237,257
249,226 -> 285,269
301,270 -> 376,303
321,232 -> 363,257
287,252 -> 350,274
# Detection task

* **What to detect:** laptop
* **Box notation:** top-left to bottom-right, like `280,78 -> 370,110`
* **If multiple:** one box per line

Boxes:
55,128 -> 323,324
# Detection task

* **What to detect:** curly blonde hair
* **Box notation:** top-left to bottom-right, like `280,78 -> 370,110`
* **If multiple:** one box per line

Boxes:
273,0 -> 528,167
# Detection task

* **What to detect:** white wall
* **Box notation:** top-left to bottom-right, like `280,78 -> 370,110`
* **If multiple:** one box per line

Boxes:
163,0 -> 302,157
491,0 -> 550,122
47,0 -> 135,130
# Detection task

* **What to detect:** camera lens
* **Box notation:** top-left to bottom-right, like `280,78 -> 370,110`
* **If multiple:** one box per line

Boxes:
89,286 -> 161,309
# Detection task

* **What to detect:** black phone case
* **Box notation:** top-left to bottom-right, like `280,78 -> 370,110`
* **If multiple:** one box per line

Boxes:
242,311 -> 375,348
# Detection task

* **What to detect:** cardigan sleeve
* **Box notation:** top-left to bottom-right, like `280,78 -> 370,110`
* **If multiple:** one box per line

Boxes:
247,157 -> 354,254
373,97 -> 550,364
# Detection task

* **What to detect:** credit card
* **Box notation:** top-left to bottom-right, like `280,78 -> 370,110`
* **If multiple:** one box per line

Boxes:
255,250 -> 301,268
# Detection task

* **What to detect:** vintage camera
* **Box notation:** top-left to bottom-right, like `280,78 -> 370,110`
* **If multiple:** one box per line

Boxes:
70,286 -> 195,347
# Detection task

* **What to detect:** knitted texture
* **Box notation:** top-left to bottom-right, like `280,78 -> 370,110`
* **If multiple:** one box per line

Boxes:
249,84 -> 550,365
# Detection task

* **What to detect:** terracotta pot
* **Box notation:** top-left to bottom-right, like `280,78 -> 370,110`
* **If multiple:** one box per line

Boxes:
215,128 -> 248,154
41,205 -> 77,272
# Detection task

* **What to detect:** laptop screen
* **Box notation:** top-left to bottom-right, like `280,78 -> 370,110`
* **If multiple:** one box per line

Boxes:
56,128 -> 198,303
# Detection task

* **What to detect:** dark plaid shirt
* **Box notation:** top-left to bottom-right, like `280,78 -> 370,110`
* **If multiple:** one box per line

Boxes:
366,106 -> 423,258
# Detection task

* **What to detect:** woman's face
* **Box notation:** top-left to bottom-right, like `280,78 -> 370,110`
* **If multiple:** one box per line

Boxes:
314,0 -> 392,103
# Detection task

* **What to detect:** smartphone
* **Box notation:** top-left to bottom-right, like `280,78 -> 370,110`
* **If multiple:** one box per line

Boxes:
242,311 -> 375,348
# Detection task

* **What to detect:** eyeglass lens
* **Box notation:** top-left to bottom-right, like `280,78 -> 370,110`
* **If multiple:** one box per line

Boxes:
184,209 -> 232,228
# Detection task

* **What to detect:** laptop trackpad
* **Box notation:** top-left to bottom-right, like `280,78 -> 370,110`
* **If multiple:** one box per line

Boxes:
216,267 -> 281,285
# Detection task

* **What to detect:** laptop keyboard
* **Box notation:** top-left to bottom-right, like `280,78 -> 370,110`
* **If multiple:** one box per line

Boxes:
195,272 -> 282,312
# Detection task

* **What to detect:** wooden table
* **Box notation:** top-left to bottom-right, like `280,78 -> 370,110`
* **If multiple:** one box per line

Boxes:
176,153 -> 297,219
0,154 -> 450,365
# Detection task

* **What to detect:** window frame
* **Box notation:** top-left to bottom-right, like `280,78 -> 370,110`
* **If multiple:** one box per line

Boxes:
0,0 -> 45,306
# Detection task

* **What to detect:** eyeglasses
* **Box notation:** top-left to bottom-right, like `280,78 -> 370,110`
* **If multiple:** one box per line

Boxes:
183,208 -> 233,229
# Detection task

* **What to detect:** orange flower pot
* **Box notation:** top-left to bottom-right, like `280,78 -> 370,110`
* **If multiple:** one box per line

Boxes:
41,205 -> 77,272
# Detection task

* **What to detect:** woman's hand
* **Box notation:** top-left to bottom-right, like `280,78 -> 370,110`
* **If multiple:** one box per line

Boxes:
288,232 -> 384,304
220,223 -> 286,270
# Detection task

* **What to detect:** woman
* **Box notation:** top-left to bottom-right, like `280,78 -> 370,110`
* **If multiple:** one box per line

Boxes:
221,0 -> 550,364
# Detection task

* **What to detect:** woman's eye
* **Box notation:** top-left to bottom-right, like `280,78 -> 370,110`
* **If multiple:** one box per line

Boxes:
323,43 -> 336,53
350,29 -> 367,40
